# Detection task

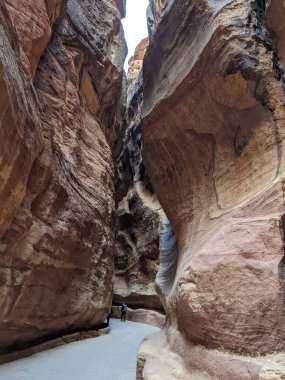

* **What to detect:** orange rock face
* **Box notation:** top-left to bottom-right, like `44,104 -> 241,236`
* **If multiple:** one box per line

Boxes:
4,0 -> 52,76
140,0 -> 285,377
127,38 -> 149,93
0,0 -> 125,352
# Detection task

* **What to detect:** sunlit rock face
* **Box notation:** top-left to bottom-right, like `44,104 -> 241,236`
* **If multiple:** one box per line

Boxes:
112,306 -> 165,328
0,0 -> 125,352
127,38 -> 149,100
139,0 -> 285,377
114,39 -> 164,311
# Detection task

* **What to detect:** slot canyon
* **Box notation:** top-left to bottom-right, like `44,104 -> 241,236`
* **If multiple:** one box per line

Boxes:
0,0 -> 285,379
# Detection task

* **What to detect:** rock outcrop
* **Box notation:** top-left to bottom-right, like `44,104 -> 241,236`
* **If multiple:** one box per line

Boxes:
139,0 -> 285,378
0,0 -> 125,353
266,0 -> 285,70
112,306 -> 165,328
127,38 -> 148,98
114,39 -> 164,311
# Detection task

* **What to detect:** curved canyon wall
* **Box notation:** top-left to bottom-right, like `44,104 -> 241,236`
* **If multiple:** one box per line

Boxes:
0,0 -> 126,352
139,0 -> 285,378
1,0 -> 285,376
114,38 -> 164,311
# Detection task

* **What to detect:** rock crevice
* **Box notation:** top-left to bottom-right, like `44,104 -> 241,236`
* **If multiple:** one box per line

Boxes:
113,38 -> 164,312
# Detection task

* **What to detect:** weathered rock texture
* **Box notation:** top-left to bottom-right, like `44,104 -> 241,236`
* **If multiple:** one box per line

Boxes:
147,0 -> 174,35
138,329 -> 285,380
114,39 -> 164,311
127,38 -> 148,100
0,0 -> 125,353
139,0 -> 285,378
112,306 -> 165,328
266,0 -> 285,70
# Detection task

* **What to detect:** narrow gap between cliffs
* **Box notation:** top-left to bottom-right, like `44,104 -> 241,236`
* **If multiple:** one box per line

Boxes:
122,0 -> 149,71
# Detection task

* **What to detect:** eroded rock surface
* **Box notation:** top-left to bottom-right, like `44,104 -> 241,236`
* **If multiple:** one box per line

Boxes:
148,0 -> 171,27
138,328 -> 285,380
112,306 -> 165,328
266,0 -> 285,69
127,38 -> 148,96
140,0 -> 285,377
0,0 -> 125,352
114,39 -> 164,311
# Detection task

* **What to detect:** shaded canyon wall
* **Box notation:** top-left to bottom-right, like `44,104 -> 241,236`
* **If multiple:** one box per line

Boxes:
114,38 -> 165,311
0,0 -> 126,352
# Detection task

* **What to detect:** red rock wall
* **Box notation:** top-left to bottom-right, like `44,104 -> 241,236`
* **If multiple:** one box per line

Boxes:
140,0 -> 285,377
114,39 -> 164,311
0,0 -> 125,352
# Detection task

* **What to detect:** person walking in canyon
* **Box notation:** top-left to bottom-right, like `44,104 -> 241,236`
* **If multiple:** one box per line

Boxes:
121,303 -> 127,322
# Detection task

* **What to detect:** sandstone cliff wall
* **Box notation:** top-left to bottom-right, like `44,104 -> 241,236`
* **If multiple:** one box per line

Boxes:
114,39 -> 164,311
0,0 -> 125,352
139,0 -> 285,378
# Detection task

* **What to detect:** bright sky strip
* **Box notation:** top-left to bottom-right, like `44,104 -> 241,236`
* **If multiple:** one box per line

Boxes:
122,0 -> 149,71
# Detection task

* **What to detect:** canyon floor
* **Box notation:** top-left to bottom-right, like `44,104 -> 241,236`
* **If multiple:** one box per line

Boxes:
0,320 -> 159,380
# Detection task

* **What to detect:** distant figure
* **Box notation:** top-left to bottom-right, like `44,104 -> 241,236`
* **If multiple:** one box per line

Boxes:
107,308 -> 113,326
121,303 -> 127,322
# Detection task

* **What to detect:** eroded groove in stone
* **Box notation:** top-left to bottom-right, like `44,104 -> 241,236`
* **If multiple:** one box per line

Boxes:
156,218 -> 178,301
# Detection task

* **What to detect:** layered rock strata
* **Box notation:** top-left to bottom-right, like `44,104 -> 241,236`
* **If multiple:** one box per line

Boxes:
0,0 -> 125,353
114,39 -> 164,311
139,0 -> 285,378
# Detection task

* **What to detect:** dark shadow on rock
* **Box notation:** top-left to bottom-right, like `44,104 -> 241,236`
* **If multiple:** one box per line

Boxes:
279,255 -> 285,308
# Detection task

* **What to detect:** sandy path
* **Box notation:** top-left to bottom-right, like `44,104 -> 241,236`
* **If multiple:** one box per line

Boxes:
0,319 -> 159,380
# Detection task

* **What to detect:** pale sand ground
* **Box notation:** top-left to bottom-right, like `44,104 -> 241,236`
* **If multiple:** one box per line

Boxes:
0,319 -> 159,380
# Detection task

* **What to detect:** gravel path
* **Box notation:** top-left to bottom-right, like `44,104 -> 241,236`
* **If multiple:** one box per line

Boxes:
0,319 -> 159,380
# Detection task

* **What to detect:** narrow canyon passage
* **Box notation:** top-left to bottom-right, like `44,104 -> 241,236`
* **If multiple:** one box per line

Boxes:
0,320 -> 159,380
1,0 -> 285,378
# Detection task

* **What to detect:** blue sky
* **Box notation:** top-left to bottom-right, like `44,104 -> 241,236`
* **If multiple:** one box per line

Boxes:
122,0 -> 149,70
